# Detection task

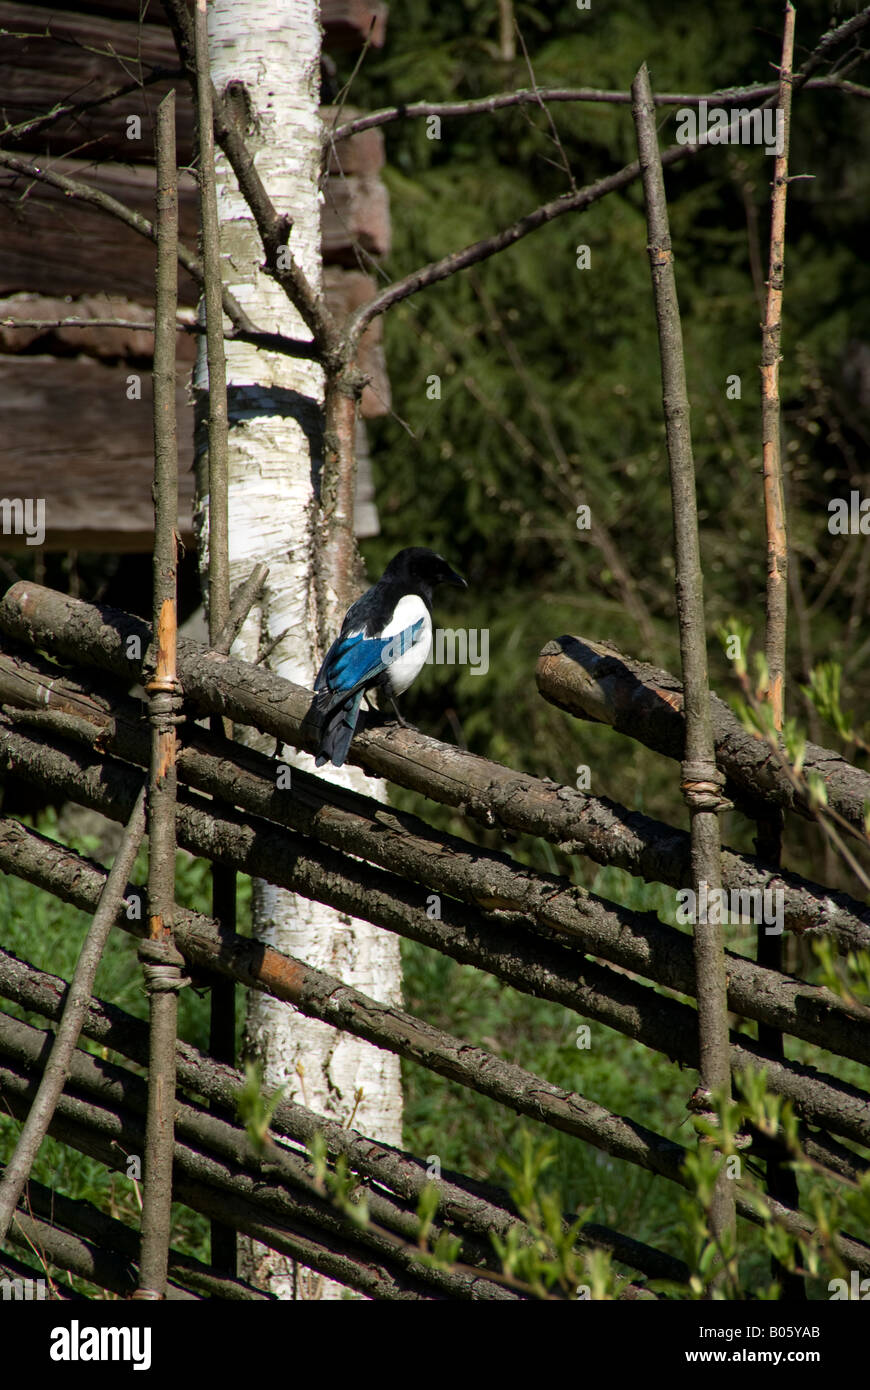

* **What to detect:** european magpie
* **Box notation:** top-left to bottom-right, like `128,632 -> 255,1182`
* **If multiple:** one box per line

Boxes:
311,546 -> 466,767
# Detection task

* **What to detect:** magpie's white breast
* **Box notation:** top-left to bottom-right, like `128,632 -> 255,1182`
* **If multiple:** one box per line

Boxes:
380,594 -> 432,697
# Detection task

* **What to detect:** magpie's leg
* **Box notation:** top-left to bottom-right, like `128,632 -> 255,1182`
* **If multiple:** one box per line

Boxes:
390,697 -> 408,728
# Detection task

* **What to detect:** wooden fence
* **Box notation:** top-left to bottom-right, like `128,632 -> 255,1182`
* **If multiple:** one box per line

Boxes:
0,578 -> 868,1297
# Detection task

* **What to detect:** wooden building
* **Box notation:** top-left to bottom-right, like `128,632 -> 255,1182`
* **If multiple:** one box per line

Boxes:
0,0 -> 390,554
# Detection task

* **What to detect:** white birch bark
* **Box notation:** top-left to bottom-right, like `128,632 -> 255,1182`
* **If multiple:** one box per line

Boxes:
193,0 -> 402,1300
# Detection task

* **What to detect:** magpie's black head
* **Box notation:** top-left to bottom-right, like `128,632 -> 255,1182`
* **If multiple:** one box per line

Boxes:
382,546 -> 466,600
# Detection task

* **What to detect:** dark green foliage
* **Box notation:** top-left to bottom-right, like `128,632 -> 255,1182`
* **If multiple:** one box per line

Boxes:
337,0 -> 870,1288
347,1 -> 870,897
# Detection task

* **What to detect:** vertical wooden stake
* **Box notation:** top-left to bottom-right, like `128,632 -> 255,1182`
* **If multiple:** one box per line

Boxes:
762,2 -> 796,736
632,63 -> 736,1291
134,88 -> 185,1301
758,3 -> 804,1301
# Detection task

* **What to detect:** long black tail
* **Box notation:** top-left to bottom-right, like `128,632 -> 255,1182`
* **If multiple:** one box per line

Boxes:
312,689 -> 363,767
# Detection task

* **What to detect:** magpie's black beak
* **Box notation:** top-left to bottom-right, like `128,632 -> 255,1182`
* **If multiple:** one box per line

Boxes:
442,565 -> 467,590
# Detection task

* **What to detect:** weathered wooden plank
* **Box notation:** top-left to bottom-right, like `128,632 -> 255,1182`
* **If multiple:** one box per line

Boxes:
322,175 -> 391,263
0,3 -> 193,164
0,14 -> 386,166
1,146 -> 387,295
25,1 -> 177,22
0,159 -> 384,296
0,293 -> 197,363
23,0 -> 388,50
0,7 -> 391,550
322,270 -> 389,417
0,346 -> 379,547
0,356 -> 195,550
0,158 -> 199,301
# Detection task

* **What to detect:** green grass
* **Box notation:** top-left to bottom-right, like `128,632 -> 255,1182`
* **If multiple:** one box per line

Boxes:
0,813 -> 252,1292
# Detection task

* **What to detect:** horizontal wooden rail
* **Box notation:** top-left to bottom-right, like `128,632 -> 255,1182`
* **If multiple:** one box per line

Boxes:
3,1015 -> 867,1278
2,586 -> 868,951
3,712 -> 870,1082
0,948 -> 686,1286
537,635 -> 870,834
3,802 -> 870,1157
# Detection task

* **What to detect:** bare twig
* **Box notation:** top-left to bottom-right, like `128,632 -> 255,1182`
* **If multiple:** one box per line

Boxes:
762,5 -> 796,733
0,788 -> 146,1244
0,66 -> 183,146
195,0 -> 231,649
327,15 -> 379,141
347,7 -> 870,342
793,5 -> 870,85
213,563 -> 270,656
347,154 -> 669,344
513,23 -> 577,194
329,76 -> 869,145
1,317 -> 158,331
756,4 -> 801,1298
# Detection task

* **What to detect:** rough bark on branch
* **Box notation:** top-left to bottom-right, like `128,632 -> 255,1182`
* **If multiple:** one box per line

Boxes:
0,1064 -> 441,1301
0,786 -> 144,1244
0,1013 -> 527,1301
2,638 -> 866,952
536,635 -> 870,835
2,795 -> 869,1153
3,707 -> 869,1074
134,86 -> 183,1303
5,1198 -> 191,1301
4,599 -> 870,1044
0,946 -> 686,1285
329,77 -> 870,145
760,4 -> 795,732
2,583 -> 867,948
633,59 -> 734,1261
2,1019 -> 866,1278
4,1166 -> 270,1300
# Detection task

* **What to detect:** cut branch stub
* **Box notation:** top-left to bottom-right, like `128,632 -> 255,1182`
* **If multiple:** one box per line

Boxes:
536,635 -> 870,834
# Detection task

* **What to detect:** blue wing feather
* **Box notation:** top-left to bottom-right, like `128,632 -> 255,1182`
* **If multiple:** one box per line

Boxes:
312,616 -> 424,767
315,620 -> 424,702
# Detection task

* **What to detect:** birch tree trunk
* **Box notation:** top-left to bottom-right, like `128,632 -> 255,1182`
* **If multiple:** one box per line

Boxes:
194,0 -> 402,1300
